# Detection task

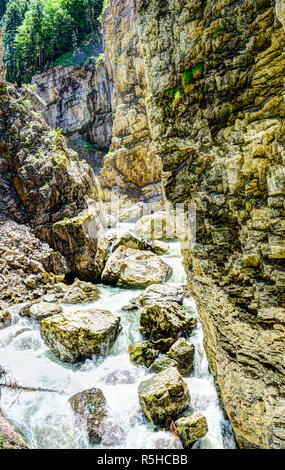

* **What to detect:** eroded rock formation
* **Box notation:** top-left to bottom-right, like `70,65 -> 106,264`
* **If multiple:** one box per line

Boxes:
136,0 -> 285,449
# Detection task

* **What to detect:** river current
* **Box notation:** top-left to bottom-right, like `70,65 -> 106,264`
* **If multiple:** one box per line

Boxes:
0,222 -> 236,449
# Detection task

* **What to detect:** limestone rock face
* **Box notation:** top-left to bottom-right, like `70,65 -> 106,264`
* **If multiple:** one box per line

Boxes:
138,367 -> 190,424
175,414 -> 208,448
69,388 -> 107,444
140,302 -> 197,341
136,0 -> 285,448
101,246 -> 173,288
128,341 -> 158,367
0,410 -> 30,449
139,284 -> 184,307
98,0 -> 162,202
40,309 -> 121,362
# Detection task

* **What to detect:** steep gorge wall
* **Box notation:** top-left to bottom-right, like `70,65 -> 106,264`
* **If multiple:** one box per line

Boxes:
136,0 -> 285,448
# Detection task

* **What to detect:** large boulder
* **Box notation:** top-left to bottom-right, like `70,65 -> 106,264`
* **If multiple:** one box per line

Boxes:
28,302 -> 63,320
0,411 -> 30,449
101,246 -> 172,288
112,231 -> 169,255
134,212 -> 175,240
175,413 -> 208,448
167,338 -> 195,376
40,309 -> 121,362
138,367 -> 190,424
140,302 -> 197,342
128,341 -> 158,368
139,284 -> 184,307
150,354 -> 178,373
69,388 -> 106,444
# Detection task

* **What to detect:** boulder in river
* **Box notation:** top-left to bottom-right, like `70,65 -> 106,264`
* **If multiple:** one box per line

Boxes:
134,212 -> 175,240
112,231 -> 169,255
150,354 -> 178,373
175,413 -> 208,447
40,309 -> 121,362
0,309 -> 11,330
139,284 -> 184,307
28,302 -> 63,320
140,302 -> 197,342
128,341 -> 158,368
0,410 -> 30,449
138,367 -> 190,424
101,246 -> 172,288
167,338 -> 195,376
69,388 -> 107,444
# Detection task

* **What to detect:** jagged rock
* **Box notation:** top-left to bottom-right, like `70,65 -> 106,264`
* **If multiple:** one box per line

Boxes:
0,309 -> 11,329
112,231 -> 169,256
167,338 -> 195,376
150,354 -> 178,373
40,309 -> 121,362
101,246 -> 172,288
0,410 -> 30,449
138,367 -> 190,424
140,302 -> 197,341
28,302 -> 63,321
175,414 -> 208,448
153,337 -> 176,353
139,284 -> 184,307
60,279 -> 101,304
69,388 -> 107,444
122,296 -> 140,311
128,341 -> 158,368
134,212 -> 175,240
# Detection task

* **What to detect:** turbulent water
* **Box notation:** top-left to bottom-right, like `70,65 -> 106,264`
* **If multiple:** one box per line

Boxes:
0,222 -> 236,449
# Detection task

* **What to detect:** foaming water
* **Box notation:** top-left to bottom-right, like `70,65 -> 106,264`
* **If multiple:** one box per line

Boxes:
0,224 -> 236,449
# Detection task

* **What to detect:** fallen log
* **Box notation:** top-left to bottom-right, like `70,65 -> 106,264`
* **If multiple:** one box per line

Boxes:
0,381 -> 65,395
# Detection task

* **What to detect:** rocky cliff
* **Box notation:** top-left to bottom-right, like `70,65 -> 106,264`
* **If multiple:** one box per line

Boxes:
136,0 -> 285,448
0,74 -> 104,304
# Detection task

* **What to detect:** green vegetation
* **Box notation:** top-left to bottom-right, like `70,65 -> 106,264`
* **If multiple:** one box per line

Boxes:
213,27 -> 225,36
1,0 -> 105,83
161,62 -> 204,108
0,433 -> 5,449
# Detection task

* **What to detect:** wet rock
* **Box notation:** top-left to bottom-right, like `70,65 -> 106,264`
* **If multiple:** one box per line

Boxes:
0,309 -> 11,329
19,304 -> 32,317
40,309 -> 121,362
128,341 -> 158,368
175,413 -> 208,448
122,297 -> 140,311
60,279 -> 101,304
153,337 -> 175,353
0,410 -> 30,449
14,328 -> 32,338
150,354 -> 178,373
104,370 -> 136,385
140,302 -> 197,342
112,231 -> 169,256
167,338 -> 195,376
29,302 -> 63,320
138,367 -> 190,424
101,246 -> 172,288
139,284 -> 184,307
69,388 -> 107,444
134,212 -> 175,240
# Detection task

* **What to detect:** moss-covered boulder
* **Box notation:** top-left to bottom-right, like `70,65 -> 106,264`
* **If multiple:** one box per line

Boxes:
0,309 -> 11,329
60,278 -> 101,304
101,246 -> 172,288
69,388 -> 106,444
138,367 -> 190,424
167,338 -> 195,376
175,413 -> 208,447
113,232 -> 169,255
139,284 -> 184,307
140,302 -> 196,342
150,240 -> 169,255
150,354 -> 178,373
128,341 -> 158,368
29,302 -> 63,320
0,411 -> 30,449
134,212 -> 175,240
40,309 -> 121,362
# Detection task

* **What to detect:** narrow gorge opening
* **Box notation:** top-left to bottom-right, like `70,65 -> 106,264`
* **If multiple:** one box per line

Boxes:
0,0 -> 284,452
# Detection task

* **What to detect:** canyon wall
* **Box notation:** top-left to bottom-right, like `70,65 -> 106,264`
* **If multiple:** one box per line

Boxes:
136,0 -> 285,449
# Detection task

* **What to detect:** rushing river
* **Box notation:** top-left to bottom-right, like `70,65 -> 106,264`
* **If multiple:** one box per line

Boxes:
0,222 -> 236,449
